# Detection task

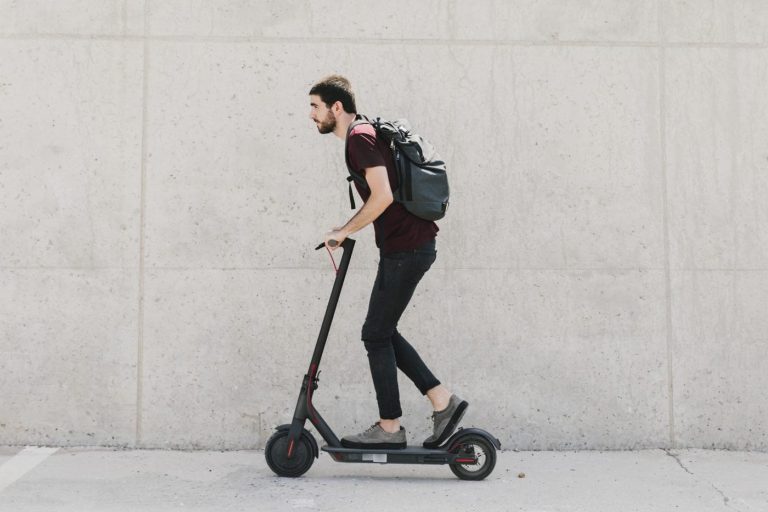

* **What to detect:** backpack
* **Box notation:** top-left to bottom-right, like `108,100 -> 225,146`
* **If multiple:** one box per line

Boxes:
344,114 -> 449,221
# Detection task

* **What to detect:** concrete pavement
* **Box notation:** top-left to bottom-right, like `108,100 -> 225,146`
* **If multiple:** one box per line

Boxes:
0,446 -> 766,511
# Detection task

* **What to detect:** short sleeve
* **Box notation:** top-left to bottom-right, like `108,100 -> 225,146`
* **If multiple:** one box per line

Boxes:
347,130 -> 386,175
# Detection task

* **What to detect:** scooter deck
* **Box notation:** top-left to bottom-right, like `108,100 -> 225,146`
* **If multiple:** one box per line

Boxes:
321,445 -> 477,465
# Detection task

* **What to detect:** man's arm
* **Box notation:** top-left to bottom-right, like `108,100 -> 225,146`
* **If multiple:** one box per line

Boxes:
324,166 -> 393,248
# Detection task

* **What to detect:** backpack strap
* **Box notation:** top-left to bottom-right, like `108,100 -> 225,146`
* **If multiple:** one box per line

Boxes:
344,114 -> 372,209
346,176 -> 357,210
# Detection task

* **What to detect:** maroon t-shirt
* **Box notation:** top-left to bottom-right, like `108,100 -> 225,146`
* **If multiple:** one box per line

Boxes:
346,121 -> 438,253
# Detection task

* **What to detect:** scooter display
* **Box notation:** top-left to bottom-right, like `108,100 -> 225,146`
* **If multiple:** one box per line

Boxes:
265,238 -> 500,480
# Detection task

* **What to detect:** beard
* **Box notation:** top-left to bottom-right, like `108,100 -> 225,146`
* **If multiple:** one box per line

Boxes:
315,112 -> 336,134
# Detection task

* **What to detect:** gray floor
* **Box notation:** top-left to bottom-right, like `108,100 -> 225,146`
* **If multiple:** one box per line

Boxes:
0,446 -> 766,511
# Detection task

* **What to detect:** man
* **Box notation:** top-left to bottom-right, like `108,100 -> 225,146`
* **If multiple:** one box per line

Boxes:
308,75 -> 468,449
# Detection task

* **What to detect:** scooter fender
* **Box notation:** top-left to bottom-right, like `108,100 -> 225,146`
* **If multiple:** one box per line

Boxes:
275,424 -> 320,459
442,427 -> 502,451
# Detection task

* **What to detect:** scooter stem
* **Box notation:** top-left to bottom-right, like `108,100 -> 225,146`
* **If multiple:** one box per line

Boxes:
309,238 -> 355,369
285,239 -> 356,458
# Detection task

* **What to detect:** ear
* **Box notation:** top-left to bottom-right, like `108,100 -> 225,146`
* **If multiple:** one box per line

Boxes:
331,100 -> 344,115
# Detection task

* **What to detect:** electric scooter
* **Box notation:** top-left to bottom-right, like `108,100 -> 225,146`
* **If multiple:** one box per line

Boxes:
265,238 -> 501,480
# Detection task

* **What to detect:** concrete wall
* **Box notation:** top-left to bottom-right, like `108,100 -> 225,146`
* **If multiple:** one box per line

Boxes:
1,1 -> 766,451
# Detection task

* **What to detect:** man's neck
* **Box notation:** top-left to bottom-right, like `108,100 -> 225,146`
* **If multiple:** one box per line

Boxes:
334,112 -> 358,141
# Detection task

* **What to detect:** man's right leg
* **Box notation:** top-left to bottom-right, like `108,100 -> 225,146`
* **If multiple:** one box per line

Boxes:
340,256 -> 416,448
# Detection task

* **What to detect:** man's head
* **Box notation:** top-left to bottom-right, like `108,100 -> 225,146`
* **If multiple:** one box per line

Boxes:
309,75 -> 356,135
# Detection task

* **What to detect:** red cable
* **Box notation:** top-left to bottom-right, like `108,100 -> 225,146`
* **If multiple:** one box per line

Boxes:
324,245 -> 339,274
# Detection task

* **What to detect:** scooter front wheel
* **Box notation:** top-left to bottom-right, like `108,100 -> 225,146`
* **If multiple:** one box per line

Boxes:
265,429 -> 315,477
449,433 -> 497,481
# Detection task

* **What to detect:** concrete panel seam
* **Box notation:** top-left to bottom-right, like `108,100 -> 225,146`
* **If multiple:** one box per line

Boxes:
140,266 -> 670,272
1,33 -> 768,49
135,0 -> 151,449
121,0 -> 128,37
0,267 -> 141,270
658,0 -> 676,450
4,266 -> 767,272
727,51 -> 740,270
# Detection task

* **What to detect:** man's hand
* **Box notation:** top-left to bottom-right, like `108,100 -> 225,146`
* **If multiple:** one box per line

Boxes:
324,226 -> 347,251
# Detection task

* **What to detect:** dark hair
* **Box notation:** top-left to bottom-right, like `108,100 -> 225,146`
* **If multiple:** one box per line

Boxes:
309,75 -> 357,114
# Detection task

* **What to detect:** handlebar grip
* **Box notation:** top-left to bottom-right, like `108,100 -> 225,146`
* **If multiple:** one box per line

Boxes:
314,239 -> 339,251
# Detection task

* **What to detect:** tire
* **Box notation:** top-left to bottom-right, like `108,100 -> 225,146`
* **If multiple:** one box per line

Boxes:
265,429 -> 315,478
449,434 -> 497,481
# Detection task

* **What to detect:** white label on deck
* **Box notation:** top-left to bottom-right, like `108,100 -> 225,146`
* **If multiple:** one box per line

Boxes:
362,453 -> 387,463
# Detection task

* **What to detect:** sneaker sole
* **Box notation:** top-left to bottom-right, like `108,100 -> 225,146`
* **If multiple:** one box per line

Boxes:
340,439 -> 407,450
422,400 -> 468,448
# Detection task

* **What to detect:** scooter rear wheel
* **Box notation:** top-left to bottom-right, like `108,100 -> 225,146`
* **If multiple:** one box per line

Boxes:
265,430 -> 315,477
449,434 -> 497,481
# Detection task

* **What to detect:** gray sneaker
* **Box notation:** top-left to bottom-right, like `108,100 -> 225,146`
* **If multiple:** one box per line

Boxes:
341,422 -> 407,449
423,394 -> 469,448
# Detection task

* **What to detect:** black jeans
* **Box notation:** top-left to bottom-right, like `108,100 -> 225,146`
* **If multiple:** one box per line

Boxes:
361,238 -> 441,420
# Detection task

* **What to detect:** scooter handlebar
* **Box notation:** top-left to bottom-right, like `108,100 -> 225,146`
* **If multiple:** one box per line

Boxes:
314,238 -> 353,251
